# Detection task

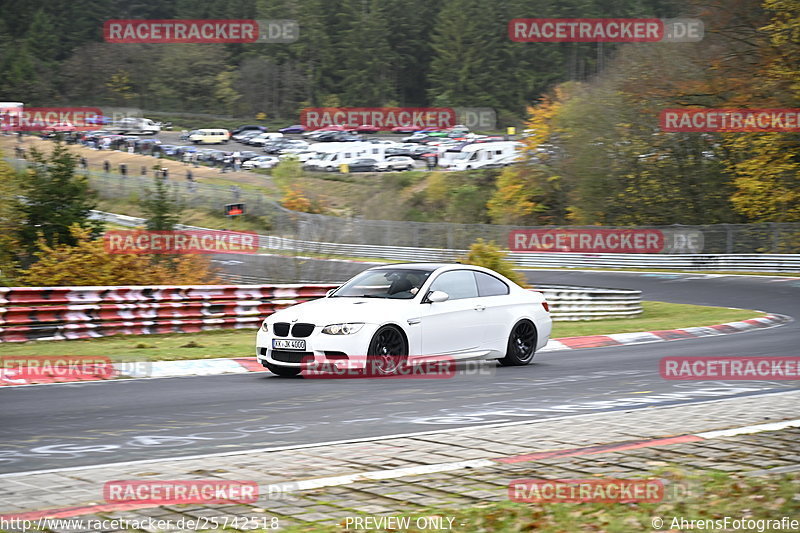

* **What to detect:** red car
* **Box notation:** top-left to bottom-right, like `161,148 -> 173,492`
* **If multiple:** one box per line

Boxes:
349,124 -> 380,133
391,125 -> 421,133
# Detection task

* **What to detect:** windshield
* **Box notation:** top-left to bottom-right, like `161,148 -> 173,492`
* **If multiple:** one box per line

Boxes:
331,269 -> 432,299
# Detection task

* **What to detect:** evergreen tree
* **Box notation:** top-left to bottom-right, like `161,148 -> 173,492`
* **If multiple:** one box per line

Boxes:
15,143 -> 103,267
141,173 -> 181,231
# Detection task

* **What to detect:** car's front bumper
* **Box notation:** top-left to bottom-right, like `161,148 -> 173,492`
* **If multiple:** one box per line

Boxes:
256,323 -> 381,369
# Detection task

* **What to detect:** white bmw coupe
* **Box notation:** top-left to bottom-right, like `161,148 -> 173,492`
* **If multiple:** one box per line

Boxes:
256,263 -> 552,377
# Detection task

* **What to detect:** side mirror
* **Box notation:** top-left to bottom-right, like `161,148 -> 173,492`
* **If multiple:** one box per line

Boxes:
326,288 -> 338,297
427,290 -> 449,303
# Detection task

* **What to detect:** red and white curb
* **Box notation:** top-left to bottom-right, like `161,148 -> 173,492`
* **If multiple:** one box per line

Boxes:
2,416 -> 798,521
0,313 -> 790,387
539,313 -> 790,352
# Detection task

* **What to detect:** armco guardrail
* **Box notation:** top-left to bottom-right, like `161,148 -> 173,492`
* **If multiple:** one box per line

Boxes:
91,211 -> 800,273
0,283 -> 639,342
0,284 -> 336,343
534,285 -> 642,321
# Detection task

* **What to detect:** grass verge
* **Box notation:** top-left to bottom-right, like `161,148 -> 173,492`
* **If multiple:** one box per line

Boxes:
274,470 -> 799,533
521,266 -> 800,277
0,302 -> 764,362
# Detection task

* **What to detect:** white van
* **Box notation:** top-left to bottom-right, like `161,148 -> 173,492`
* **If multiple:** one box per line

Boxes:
447,141 -> 522,171
304,142 -> 373,171
109,117 -> 161,135
189,129 -> 231,144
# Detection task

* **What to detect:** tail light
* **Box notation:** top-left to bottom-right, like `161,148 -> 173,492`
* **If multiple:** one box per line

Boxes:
541,301 -> 550,312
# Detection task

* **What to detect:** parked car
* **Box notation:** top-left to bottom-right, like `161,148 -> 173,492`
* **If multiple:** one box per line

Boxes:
232,130 -> 263,142
238,150 -> 260,161
302,125 -> 352,137
242,155 -> 280,169
376,156 -> 416,172
391,125 -> 421,134
403,133 -> 433,143
175,145 -> 198,156
248,132 -> 284,146
316,131 -> 363,142
349,124 -> 380,134
278,141 -> 311,154
255,263 -> 552,377
279,124 -> 306,134
231,125 -> 267,136
263,139 -> 297,154
385,144 -> 417,157
347,158 -> 379,172
189,129 -> 230,144
134,138 -> 161,150
158,144 -> 179,156
410,145 -> 437,159
280,151 -> 316,162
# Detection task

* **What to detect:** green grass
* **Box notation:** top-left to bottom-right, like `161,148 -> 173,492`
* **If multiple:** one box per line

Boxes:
550,301 -> 763,338
0,302 -> 763,362
271,470 -> 799,533
521,266 -> 800,277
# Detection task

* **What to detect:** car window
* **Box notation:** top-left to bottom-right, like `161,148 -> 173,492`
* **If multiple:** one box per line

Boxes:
428,270 -> 478,300
475,272 -> 509,297
332,269 -> 431,299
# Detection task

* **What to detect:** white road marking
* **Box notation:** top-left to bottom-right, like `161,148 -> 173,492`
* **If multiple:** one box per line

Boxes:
2,389 -> 798,479
696,419 -> 800,439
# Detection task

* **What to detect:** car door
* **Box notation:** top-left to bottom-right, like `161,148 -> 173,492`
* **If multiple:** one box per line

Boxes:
419,270 -> 483,356
473,271 -> 513,351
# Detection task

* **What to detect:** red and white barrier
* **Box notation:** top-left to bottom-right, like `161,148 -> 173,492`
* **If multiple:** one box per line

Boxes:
0,284 -> 336,343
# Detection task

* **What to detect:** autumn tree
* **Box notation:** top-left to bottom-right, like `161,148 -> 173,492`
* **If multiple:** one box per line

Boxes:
18,226 -> 219,286
461,239 -> 527,288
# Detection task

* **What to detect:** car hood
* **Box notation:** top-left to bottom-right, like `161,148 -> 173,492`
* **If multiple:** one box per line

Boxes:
267,297 -> 416,325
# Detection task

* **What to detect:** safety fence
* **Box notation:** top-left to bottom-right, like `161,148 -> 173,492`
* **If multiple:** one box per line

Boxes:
94,211 -> 800,274
0,283 -> 641,343
7,156 -> 800,254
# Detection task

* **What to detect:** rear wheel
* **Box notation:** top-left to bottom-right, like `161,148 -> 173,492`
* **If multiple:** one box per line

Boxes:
498,320 -> 537,366
263,361 -> 302,377
367,325 -> 408,375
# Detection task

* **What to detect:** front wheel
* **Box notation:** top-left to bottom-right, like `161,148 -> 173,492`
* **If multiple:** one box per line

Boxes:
367,325 -> 408,375
263,361 -> 302,377
498,320 -> 537,366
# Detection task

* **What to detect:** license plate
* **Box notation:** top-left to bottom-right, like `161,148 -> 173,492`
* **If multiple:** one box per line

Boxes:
272,339 -> 306,351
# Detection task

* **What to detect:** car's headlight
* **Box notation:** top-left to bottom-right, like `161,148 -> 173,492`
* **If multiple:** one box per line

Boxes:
321,323 -> 364,335
261,321 -> 269,332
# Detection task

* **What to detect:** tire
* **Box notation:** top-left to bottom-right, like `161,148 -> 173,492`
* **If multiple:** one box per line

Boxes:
366,325 -> 408,376
263,361 -> 302,378
406,165 -> 413,171
498,320 -> 537,366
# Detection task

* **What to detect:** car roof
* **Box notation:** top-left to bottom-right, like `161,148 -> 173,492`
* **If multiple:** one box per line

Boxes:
369,263 -> 460,272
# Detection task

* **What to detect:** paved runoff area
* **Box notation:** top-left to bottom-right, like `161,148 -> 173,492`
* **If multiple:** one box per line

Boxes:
1,390 -> 798,532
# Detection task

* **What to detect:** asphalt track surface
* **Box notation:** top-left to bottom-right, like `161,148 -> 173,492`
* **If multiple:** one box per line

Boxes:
1,271 -> 797,474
